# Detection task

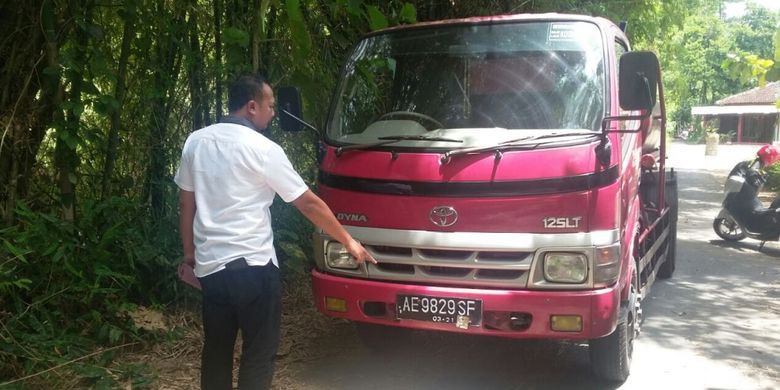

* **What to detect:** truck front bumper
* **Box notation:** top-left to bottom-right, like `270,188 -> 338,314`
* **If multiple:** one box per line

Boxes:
312,270 -> 620,339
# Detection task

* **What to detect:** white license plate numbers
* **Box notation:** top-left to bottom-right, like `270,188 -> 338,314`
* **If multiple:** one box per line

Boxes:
396,294 -> 482,326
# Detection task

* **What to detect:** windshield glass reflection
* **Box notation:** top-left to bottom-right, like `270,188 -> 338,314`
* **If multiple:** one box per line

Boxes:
328,21 -> 606,148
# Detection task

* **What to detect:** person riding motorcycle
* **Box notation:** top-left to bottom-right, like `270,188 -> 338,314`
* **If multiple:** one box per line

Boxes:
724,144 -> 780,235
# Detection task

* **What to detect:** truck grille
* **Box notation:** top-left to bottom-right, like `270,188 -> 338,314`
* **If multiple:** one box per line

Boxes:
366,245 -> 533,288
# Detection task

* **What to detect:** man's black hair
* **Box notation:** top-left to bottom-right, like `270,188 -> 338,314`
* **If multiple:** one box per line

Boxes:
227,74 -> 268,113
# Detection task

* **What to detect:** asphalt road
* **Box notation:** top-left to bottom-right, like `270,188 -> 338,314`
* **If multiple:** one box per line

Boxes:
288,142 -> 780,390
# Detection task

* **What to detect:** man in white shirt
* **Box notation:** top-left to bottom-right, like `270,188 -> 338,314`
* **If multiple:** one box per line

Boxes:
175,74 -> 375,390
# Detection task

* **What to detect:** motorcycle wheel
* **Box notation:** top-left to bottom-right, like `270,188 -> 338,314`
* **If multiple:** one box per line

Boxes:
713,216 -> 747,241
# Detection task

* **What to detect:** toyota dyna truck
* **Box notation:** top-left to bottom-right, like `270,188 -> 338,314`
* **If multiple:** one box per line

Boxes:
280,13 -> 677,381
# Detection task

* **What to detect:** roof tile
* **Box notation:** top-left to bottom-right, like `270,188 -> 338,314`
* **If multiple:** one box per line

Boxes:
716,81 -> 780,105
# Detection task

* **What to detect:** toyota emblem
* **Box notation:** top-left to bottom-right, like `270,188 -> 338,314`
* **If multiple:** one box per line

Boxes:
430,206 -> 458,227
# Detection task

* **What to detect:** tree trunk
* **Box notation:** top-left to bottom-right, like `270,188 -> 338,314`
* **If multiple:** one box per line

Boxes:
1,2 -> 50,223
187,4 -> 206,131
0,118 -> 19,225
147,2 -> 184,218
40,0 -> 70,220
261,1 -> 276,76
55,0 -> 94,221
251,0 -> 258,72
102,1 -> 136,199
214,0 -> 224,119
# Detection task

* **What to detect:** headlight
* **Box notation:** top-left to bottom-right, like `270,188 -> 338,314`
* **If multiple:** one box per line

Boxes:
594,244 -> 620,286
543,252 -> 588,283
325,241 -> 359,270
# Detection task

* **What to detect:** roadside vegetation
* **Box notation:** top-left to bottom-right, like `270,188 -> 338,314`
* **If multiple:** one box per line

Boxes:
765,164 -> 780,191
662,4 -> 780,143
1,0 -> 778,387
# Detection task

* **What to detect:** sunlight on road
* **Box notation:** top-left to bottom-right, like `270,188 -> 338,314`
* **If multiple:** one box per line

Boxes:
628,340 -> 774,390
667,142 -> 759,171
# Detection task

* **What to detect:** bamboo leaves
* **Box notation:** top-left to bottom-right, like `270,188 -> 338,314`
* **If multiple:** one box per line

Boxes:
399,3 -> 417,24
366,6 -> 388,30
286,0 -> 312,60
0,234 -> 33,293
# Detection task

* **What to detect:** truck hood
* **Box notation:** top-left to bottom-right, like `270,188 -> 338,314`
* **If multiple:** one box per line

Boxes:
318,140 -> 620,233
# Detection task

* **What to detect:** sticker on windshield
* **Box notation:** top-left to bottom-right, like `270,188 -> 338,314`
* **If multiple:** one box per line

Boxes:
548,23 -> 579,42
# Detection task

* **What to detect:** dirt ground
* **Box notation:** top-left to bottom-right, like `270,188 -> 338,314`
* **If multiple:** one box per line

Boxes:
117,276 -> 341,390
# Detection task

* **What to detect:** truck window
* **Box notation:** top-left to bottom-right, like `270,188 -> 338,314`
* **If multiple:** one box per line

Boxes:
329,21 -> 606,147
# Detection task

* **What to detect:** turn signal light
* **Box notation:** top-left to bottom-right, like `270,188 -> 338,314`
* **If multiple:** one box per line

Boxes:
551,315 -> 582,332
325,297 -> 347,313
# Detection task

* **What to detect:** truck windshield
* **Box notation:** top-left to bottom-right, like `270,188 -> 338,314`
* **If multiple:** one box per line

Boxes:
328,21 -> 606,147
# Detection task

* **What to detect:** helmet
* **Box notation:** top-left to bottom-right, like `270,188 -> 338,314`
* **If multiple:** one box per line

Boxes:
757,144 -> 780,167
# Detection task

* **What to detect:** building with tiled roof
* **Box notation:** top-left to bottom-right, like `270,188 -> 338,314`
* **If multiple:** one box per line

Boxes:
692,82 -> 780,143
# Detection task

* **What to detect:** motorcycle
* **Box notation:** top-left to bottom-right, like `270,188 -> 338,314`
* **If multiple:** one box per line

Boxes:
713,145 -> 780,249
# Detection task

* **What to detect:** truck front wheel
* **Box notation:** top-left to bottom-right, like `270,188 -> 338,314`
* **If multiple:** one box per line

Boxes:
658,169 -> 679,279
658,224 -> 676,279
589,265 -> 640,382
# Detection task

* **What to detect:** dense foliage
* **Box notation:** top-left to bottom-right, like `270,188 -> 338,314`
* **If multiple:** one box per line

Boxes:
1,0 -> 777,386
659,3 -> 780,137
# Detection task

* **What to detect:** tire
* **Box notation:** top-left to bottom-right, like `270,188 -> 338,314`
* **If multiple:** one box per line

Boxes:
713,216 -> 747,241
658,224 -> 676,279
354,323 -> 412,353
658,173 -> 678,279
666,169 -> 678,223
590,266 -> 640,382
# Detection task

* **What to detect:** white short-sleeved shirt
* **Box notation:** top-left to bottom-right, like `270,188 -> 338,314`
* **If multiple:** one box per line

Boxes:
174,122 -> 308,277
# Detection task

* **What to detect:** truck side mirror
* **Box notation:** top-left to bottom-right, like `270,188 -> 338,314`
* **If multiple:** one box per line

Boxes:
277,86 -> 304,132
619,51 -> 659,111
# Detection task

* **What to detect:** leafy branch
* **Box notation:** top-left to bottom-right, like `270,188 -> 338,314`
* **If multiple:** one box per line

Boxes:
722,29 -> 780,87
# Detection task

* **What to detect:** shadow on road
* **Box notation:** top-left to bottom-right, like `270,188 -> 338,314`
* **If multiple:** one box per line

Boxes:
297,324 -> 621,390
710,239 -> 780,257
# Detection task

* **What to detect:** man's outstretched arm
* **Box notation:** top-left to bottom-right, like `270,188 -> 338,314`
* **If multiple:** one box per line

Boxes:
292,190 -> 377,264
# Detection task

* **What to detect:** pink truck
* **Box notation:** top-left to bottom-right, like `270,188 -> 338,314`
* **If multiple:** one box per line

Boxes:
280,13 -> 677,381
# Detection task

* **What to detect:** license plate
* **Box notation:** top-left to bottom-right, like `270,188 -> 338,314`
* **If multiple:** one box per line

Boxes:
396,294 -> 482,327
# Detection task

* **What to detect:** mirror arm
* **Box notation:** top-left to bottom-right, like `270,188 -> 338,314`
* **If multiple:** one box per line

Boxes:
595,133 -> 612,167
599,109 -> 652,134
281,109 -> 321,137
594,108 -> 652,167
654,62 -> 668,218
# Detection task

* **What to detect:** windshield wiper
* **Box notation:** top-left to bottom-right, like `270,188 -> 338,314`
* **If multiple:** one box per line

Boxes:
336,135 -> 463,156
377,135 -> 463,142
441,131 -> 598,163
497,131 -> 599,145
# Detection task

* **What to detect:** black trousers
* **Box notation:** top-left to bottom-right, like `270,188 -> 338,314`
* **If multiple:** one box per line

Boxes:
198,259 -> 282,390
